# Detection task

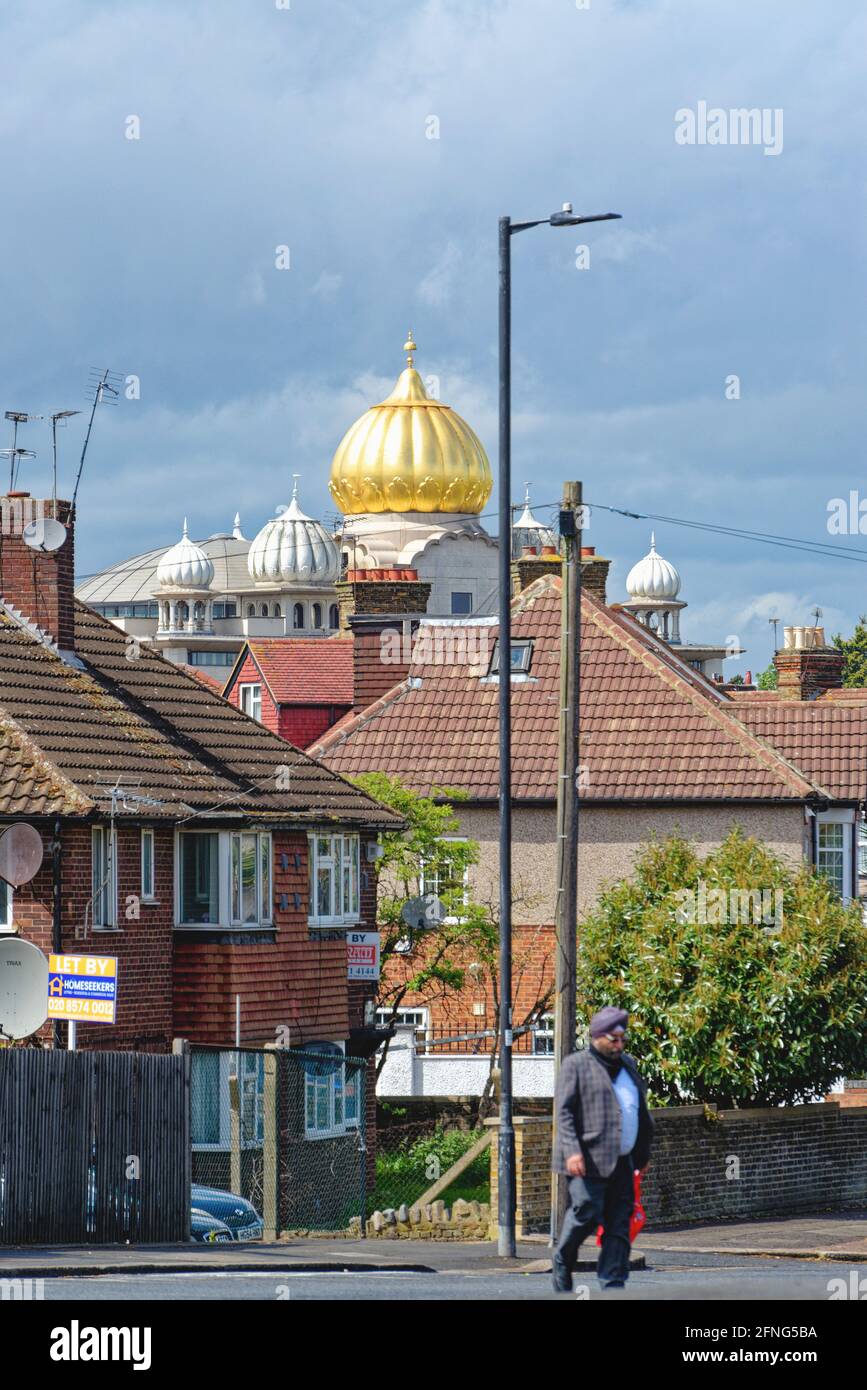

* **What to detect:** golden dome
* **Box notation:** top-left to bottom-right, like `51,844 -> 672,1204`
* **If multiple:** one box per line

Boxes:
328,333 -> 493,515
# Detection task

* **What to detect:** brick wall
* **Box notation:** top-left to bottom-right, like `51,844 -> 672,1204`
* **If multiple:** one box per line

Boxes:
278,703 -> 350,749
488,1103 -> 867,1233
775,647 -> 845,700
224,652 -> 279,734
0,496 -> 75,649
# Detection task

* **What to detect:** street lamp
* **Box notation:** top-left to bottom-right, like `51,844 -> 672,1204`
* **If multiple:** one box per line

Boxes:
497,202 -> 621,1258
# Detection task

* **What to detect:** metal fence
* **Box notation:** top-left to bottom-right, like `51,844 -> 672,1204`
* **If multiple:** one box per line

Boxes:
369,1118 -> 490,1214
190,1046 -> 370,1235
0,1049 -> 190,1244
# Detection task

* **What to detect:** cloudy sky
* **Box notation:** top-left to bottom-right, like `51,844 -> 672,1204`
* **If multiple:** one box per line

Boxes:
1,0 -> 864,672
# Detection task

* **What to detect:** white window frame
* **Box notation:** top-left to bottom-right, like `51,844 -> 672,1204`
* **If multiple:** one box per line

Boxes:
229,831 -> 272,926
0,878 -> 13,933
191,1051 -> 265,1152
490,639 -> 533,675
91,825 -> 117,930
141,828 -> 155,902
419,837 -> 469,923
175,829 -> 273,930
816,810 -> 855,904
304,1042 -> 359,1140
239,683 -> 263,723
375,1006 -> 430,1042
533,1012 -> 555,1056
307,833 -> 361,927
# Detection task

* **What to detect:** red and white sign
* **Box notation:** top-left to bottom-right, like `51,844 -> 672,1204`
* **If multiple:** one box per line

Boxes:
347,931 -> 380,981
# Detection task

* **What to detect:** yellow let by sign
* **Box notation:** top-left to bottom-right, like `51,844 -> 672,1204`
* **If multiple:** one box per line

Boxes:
47,954 -> 118,1025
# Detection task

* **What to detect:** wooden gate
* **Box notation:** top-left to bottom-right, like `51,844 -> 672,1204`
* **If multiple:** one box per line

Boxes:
0,1050 -> 190,1244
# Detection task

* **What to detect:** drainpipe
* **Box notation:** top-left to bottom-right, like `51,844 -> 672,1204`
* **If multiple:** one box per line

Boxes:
52,817 -> 62,1049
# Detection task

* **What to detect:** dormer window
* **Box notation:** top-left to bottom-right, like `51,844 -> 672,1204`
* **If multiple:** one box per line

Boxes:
489,639 -> 533,675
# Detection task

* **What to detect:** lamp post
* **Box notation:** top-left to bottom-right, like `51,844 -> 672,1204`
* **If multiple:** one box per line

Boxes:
497,203 -> 621,1258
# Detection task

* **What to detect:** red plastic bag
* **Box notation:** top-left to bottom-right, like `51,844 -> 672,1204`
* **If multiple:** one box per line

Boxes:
596,1169 -> 646,1246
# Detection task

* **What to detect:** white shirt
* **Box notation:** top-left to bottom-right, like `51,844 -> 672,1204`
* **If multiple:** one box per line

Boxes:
613,1066 -> 640,1155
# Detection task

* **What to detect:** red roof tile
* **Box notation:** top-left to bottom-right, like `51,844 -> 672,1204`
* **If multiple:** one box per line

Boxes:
733,697 -> 867,802
225,638 -> 354,705
312,578 -> 828,804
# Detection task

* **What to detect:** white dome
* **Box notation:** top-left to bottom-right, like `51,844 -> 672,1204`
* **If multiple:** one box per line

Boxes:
156,520 -> 214,589
247,490 -> 340,586
625,534 -> 681,600
511,488 -> 558,557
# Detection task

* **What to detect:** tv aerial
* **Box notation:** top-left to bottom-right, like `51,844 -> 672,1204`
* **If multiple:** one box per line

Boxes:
2,410 -> 42,490
71,368 -> 123,510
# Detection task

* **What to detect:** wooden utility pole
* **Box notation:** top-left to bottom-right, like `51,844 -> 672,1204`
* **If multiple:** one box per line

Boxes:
551,480 -> 582,1238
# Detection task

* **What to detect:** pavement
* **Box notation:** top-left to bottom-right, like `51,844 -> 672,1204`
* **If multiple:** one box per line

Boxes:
0,1210 -> 865,1277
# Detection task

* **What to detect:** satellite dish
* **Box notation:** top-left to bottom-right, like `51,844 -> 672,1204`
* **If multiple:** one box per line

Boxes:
400,894 -> 446,930
0,823 -> 44,887
0,938 -> 48,1039
22,516 -> 68,553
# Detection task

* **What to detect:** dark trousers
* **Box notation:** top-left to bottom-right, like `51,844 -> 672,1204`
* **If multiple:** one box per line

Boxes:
555,1153 -> 635,1284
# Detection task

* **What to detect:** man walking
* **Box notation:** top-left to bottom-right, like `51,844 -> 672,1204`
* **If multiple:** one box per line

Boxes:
552,1006 -> 653,1292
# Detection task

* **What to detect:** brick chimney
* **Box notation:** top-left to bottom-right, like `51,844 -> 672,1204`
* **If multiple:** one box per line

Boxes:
511,544 -> 610,602
336,568 -> 432,711
579,547 -> 611,604
774,625 -> 845,700
0,495 -> 76,650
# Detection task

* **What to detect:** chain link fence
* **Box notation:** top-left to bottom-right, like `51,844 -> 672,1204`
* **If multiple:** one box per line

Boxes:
190,1045 -> 369,1235
369,1118 -> 490,1214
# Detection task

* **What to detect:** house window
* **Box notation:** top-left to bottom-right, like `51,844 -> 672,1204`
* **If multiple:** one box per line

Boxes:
178,832 -> 220,925
307,833 -> 360,925
293,603 -> 305,630
178,831 -> 272,928
91,826 -> 116,929
141,828 -> 155,901
329,604 -> 339,629
212,601 -> 237,619
191,1051 -> 265,1151
489,639 -> 533,674
375,1007 -> 428,1042
817,818 -> 852,901
274,604 -> 282,619
247,604 -> 256,618
533,1012 -> 555,1056
230,832 -> 272,925
312,603 -> 322,629
304,1043 -> 357,1138
419,838 -> 469,921
260,604 -> 269,618
0,879 -> 13,933
239,683 -> 263,722
451,591 -> 473,616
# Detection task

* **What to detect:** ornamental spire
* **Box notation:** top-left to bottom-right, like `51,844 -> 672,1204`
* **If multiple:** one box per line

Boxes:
403,330 -> 417,368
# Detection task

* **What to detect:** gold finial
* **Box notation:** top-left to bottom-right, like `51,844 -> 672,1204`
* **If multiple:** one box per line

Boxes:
403,330 -> 417,368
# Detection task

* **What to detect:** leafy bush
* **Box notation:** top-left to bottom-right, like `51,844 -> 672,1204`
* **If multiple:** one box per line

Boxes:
576,828 -> 867,1107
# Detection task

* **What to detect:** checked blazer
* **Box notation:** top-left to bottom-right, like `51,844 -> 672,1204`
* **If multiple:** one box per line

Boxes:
552,1047 -> 654,1178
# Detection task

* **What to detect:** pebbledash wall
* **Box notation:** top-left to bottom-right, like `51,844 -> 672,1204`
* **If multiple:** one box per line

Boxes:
487,1105 -> 867,1235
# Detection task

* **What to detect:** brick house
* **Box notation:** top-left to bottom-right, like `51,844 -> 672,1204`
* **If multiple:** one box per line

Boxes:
221,637 -> 354,749
310,564 -> 866,1102
0,493 -> 402,1156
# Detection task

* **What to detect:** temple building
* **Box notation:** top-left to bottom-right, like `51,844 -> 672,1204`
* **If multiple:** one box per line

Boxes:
621,533 -> 742,681
330,334 -> 499,616
75,485 -> 342,675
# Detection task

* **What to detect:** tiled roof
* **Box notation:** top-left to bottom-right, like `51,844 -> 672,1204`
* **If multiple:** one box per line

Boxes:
0,604 -> 401,827
181,664 -> 225,693
225,638 -> 354,705
313,578 -> 827,804
733,697 -> 867,802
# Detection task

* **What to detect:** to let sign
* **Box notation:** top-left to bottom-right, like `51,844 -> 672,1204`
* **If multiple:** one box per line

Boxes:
47,954 -> 118,1025
347,931 -> 380,981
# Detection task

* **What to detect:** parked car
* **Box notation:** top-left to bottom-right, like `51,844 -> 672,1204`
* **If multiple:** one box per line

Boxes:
191,1206 -> 235,1243
190,1184 -> 264,1241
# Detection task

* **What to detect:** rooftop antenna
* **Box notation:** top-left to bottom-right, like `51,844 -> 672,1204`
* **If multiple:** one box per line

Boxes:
49,410 -> 82,516
768,616 -> 780,651
71,368 -> 122,511
3,410 -> 42,490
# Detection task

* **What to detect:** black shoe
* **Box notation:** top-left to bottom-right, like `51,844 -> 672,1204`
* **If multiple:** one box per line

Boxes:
552,1254 -> 573,1293
601,1279 -> 626,1289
